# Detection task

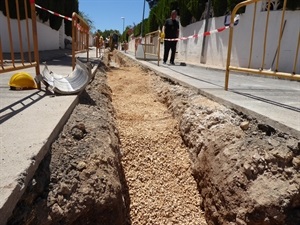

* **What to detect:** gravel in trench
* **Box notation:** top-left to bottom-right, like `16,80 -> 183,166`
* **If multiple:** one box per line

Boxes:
107,54 -> 207,225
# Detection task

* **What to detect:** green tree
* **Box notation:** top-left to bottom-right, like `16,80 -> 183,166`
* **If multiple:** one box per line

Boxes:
187,0 -> 205,21
48,0 -> 65,31
283,0 -> 300,10
227,0 -> 245,13
178,0 -> 192,27
64,0 -> 79,36
148,5 -> 160,32
213,0 -> 227,17
101,29 -> 120,40
134,22 -> 141,36
0,0 -> 30,19
156,0 -> 171,27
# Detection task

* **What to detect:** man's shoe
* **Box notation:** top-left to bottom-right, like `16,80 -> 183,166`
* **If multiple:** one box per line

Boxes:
170,62 -> 175,65
163,61 -> 166,64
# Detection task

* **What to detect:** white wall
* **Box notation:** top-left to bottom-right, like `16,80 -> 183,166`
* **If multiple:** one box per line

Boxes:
0,11 -> 94,52
179,2 -> 300,73
0,11 -> 59,52
129,3 -> 300,74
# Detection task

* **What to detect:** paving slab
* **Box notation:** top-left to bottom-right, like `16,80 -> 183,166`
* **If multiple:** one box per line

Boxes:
0,47 -> 100,225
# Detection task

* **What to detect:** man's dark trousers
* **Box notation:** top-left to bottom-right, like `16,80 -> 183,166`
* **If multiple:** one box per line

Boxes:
163,40 -> 177,63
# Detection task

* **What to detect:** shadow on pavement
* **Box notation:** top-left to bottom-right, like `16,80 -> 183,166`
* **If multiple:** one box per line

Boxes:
0,90 -> 47,124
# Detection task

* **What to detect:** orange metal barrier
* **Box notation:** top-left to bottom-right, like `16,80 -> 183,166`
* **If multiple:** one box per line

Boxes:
142,30 -> 161,66
94,35 -> 99,58
72,12 -> 90,70
0,0 -> 40,86
225,0 -> 300,90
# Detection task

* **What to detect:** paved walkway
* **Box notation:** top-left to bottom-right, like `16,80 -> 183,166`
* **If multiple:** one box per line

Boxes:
0,47 -> 100,225
125,50 -> 300,137
0,47 -> 299,225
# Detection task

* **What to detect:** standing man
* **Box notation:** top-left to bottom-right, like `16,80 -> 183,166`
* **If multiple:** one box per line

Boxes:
162,10 -> 179,65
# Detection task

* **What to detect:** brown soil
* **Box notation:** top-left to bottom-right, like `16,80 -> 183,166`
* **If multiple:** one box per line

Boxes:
7,50 -> 300,225
108,54 -> 207,224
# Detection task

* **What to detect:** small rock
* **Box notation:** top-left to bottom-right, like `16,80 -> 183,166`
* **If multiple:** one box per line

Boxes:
71,123 -> 87,140
51,203 -> 64,218
59,182 -> 71,195
240,121 -> 249,130
236,218 -> 247,225
267,138 -> 280,147
287,139 -> 300,153
292,157 -> 300,169
77,161 -> 87,171
48,196 -> 57,206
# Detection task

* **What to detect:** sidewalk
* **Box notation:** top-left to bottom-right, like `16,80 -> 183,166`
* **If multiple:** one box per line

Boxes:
0,47 -> 100,225
124,50 -> 300,138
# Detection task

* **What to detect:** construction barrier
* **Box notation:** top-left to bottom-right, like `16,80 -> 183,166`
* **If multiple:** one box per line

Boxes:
163,15 -> 239,42
136,30 -> 161,66
72,13 -> 90,70
0,0 -> 40,86
34,4 -> 90,70
225,0 -> 300,90
94,35 -> 104,59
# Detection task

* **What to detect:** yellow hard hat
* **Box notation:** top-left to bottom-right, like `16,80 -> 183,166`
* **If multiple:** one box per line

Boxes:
9,72 -> 37,90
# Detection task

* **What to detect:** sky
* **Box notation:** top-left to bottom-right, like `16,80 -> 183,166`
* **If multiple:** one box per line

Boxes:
78,0 -> 150,33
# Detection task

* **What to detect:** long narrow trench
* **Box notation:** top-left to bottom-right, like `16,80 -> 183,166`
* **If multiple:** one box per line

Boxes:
107,55 -> 207,224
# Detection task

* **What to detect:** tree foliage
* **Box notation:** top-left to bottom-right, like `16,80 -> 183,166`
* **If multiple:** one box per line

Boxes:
94,29 -> 120,40
148,5 -> 160,31
0,0 -> 79,36
227,0 -> 245,14
0,0 -> 31,19
64,0 -> 79,36
187,0 -> 205,21
146,0 -> 159,9
178,0 -> 192,27
213,0 -> 227,17
284,0 -> 300,10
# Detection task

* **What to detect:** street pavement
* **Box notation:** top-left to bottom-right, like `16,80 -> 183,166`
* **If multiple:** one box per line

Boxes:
0,47 -> 299,225
0,47 -> 100,225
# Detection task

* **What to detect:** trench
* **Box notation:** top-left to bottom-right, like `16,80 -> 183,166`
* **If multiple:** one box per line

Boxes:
6,51 -> 300,225
107,53 -> 208,224
7,54 -> 207,225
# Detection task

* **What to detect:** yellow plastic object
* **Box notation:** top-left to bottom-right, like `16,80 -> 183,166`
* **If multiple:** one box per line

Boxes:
160,32 -> 165,43
9,72 -> 37,90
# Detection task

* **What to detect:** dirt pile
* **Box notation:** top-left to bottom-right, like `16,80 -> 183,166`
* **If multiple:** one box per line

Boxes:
7,50 -> 300,225
7,61 -> 130,225
149,65 -> 300,224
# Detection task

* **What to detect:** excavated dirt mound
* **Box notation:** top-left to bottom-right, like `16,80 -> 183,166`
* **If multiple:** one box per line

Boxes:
113,52 -> 300,225
7,50 -> 300,225
142,60 -> 300,224
7,61 -> 130,225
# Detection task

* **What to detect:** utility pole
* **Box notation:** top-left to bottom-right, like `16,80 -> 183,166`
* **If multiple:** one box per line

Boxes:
200,0 -> 212,64
121,17 -> 125,42
141,0 -> 146,37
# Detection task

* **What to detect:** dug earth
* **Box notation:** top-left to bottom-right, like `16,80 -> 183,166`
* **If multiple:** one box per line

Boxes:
7,51 -> 300,225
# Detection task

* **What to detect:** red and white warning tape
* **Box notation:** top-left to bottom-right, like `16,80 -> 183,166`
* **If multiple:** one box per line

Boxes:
35,4 -> 72,21
164,15 -> 240,41
35,4 -> 88,33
